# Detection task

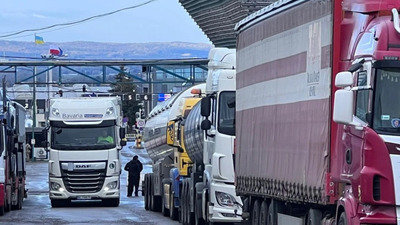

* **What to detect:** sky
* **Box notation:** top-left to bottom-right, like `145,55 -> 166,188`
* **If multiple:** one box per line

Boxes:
0,0 -> 212,44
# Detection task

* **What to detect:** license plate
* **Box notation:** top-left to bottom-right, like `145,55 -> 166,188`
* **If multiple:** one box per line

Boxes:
77,195 -> 91,200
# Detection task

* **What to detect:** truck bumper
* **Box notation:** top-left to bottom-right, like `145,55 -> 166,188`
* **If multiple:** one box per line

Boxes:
208,181 -> 242,223
49,177 -> 120,200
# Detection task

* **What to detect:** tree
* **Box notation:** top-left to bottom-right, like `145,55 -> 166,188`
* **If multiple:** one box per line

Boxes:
109,66 -> 142,132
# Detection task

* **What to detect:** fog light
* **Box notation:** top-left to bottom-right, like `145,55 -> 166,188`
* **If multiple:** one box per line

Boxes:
106,181 -> 118,190
50,182 -> 61,191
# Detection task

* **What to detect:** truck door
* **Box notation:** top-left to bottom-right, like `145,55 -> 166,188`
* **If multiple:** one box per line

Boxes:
341,71 -> 370,191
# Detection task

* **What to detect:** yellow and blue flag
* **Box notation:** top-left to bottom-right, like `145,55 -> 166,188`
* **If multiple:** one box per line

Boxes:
34,35 -> 44,44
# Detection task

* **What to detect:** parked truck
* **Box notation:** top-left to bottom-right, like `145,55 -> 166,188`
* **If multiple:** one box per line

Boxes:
0,79 -> 27,215
142,83 -> 205,216
143,48 -> 242,225
234,0 -> 400,224
46,97 -> 126,207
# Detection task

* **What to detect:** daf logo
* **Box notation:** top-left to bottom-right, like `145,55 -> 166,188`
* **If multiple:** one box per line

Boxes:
75,164 -> 91,169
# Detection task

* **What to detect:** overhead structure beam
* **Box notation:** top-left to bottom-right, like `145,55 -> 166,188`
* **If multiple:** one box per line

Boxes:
19,66 -> 56,83
152,65 -> 190,82
108,66 -> 146,83
63,66 -> 102,83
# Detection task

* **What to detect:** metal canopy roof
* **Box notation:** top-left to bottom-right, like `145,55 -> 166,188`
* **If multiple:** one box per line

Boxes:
179,0 -> 275,48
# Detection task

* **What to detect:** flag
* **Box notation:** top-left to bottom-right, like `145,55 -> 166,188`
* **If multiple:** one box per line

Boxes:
49,46 -> 63,56
34,35 -> 44,44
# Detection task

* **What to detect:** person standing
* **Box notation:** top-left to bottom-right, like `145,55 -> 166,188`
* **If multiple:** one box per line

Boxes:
124,155 -> 143,197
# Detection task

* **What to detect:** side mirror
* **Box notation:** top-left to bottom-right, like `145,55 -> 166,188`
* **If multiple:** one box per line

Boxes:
119,127 -> 126,140
335,72 -> 353,88
120,140 -> 127,147
201,119 -> 212,130
201,97 -> 211,117
41,141 -> 49,151
333,89 -> 354,124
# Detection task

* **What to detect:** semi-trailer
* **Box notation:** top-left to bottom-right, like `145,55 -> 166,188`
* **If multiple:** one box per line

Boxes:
235,0 -> 400,224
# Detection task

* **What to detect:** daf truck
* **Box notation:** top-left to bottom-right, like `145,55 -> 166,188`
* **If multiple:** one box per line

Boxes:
47,97 -> 126,207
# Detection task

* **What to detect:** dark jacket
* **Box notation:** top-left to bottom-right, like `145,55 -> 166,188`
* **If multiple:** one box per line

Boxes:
124,159 -> 143,177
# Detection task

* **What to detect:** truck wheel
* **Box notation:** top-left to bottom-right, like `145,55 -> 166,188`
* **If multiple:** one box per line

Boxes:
338,212 -> 347,225
194,186 -> 204,225
267,199 -> 283,225
144,175 -> 149,210
161,185 -> 169,216
103,198 -> 119,207
259,200 -> 268,225
12,188 -> 22,210
17,188 -> 23,210
149,175 -> 161,212
307,208 -> 322,225
252,200 -> 261,225
5,193 -> 10,212
51,199 -> 67,208
186,178 -> 195,225
182,180 -> 188,225
0,196 -> 5,216
149,175 -> 155,211
169,184 -> 179,220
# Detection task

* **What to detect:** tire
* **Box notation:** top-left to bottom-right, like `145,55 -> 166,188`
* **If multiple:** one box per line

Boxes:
149,174 -> 161,212
12,188 -> 22,210
144,175 -> 149,210
187,178 -> 195,225
338,212 -> 347,225
17,188 -> 23,210
307,208 -> 322,225
182,180 -> 188,225
51,199 -> 68,208
5,192 -> 10,212
169,183 -> 179,220
252,200 -> 261,225
194,186 -> 205,225
103,198 -> 119,207
149,175 -> 155,211
267,199 -> 283,225
161,184 -> 169,216
259,200 -> 268,225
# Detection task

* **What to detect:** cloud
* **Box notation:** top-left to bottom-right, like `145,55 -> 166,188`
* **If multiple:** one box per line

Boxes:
32,13 -> 47,19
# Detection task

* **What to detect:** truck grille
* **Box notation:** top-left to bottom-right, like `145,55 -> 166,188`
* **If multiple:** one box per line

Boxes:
61,169 -> 106,193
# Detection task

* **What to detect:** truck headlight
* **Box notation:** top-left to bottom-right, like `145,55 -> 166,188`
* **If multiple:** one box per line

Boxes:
52,108 -> 60,116
106,107 -> 114,115
105,181 -> 118,191
50,182 -> 64,192
215,191 -> 235,207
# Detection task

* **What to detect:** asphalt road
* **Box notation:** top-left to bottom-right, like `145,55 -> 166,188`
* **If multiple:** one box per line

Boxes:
0,141 -> 180,225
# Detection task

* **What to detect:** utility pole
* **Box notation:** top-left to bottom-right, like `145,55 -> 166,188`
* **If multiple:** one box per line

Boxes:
32,67 -> 37,162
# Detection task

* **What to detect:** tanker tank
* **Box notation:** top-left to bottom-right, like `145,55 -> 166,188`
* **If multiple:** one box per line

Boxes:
143,83 -> 205,164
183,101 -> 203,164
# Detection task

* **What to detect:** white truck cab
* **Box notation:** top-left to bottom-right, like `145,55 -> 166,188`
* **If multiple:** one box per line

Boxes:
47,97 -> 126,207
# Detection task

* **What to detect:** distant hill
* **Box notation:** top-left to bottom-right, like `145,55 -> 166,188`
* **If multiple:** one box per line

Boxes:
0,40 -> 212,60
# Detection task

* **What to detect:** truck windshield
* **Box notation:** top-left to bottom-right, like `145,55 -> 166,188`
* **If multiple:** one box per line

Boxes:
218,91 -> 235,136
50,122 -> 116,150
373,68 -> 400,135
